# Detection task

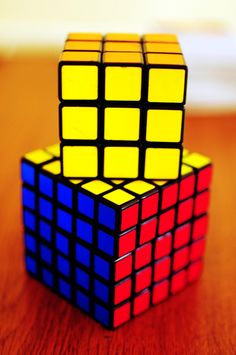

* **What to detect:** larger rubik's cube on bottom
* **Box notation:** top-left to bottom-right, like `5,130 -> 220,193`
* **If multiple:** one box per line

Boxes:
21,144 -> 212,329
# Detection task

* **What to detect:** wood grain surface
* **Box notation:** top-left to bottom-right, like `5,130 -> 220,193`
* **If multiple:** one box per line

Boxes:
0,54 -> 236,355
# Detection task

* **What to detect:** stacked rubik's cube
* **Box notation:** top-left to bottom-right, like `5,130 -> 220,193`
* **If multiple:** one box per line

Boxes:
21,33 -> 212,329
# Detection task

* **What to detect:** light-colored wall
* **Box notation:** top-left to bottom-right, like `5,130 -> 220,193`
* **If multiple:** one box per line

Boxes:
0,0 -> 235,34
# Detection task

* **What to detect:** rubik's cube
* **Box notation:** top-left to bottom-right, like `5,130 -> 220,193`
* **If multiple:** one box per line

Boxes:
21,144 -> 212,329
59,33 -> 187,179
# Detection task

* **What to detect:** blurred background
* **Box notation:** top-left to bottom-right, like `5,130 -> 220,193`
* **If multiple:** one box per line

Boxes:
0,0 -> 236,109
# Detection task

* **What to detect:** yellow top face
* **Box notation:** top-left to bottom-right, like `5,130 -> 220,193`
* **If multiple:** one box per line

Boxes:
64,41 -> 102,51
181,164 -> 194,176
42,160 -> 61,175
152,180 -> 168,186
111,179 -> 125,185
24,149 -> 53,164
45,144 -> 60,157
81,180 -> 113,195
67,33 -> 103,41
144,43 -> 182,54
183,152 -> 212,169
183,148 -> 189,157
103,52 -> 143,64
69,179 -> 83,184
103,188 -> 135,205
146,53 -> 185,66
143,34 -> 178,43
105,33 -> 140,42
104,42 -> 142,52
60,51 -> 101,63
124,180 -> 155,195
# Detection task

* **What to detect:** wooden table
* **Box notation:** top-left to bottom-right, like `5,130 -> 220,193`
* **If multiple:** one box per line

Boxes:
0,54 -> 235,354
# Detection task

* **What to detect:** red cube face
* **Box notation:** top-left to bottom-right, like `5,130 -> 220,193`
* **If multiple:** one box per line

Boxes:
135,266 -> 152,293
158,208 -> 175,235
190,238 -> 206,262
174,223 -> 191,249
187,260 -> 203,283
154,232 -> 172,260
135,243 -> 152,270
141,192 -> 159,220
133,290 -> 151,316
115,254 -> 133,282
118,229 -> 136,257
121,203 -> 139,231
173,247 -> 189,272
152,279 -> 169,305
194,190 -> 210,217
114,278 -> 132,305
113,301 -> 131,328
192,214 -> 208,241
139,217 -> 157,244
177,198 -> 194,225
197,165 -> 212,192
171,269 -> 187,294
179,174 -> 195,201
154,257 -> 171,282
161,183 -> 178,210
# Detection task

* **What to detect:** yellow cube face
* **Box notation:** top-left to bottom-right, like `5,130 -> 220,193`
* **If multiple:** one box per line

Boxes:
64,41 -> 102,51
61,65 -> 98,100
104,147 -> 139,178
105,66 -> 142,101
67,33 -> 102,41
144,148 -> 181,179
146,109 -> 183,143
62,146 -> 98,177
143,34 -> 178,43
104,107 -> 140,141
61,106 -> 98,140
104,42 -> 142,52
148,68 -> 186,103
144,43 -> 182,54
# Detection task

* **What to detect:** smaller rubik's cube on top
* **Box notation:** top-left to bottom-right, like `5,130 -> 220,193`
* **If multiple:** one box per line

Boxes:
58,33 -> 188,180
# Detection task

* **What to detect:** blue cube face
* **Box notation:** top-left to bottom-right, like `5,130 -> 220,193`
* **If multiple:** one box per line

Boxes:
25,255 -> 37,275
94,303 -> 109,327
24,232 -> 37,253
55,232 -> 69,255
39,197 -> 53,221
78,192 -> 94,219
39,173 -> 53,198
76,267 -> 90,290
57,208 -> 72,233
23,210 -> 36,232
98,203 -> 116,230
98,230 -> 114,256
42,267 -> 54,287
59,278 -> 71,299
21,162 -> 35,186
39,219 -> 52,242
94,255 -> 110,280
57,255 -> 70,277
76,243 -> 91,268
76,290 -> 90,313
40,244 -> 52,265
57,182 -> 73,208
22,187 -> 36,210
94,279 -> 109,303
76,218 -> 93,244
